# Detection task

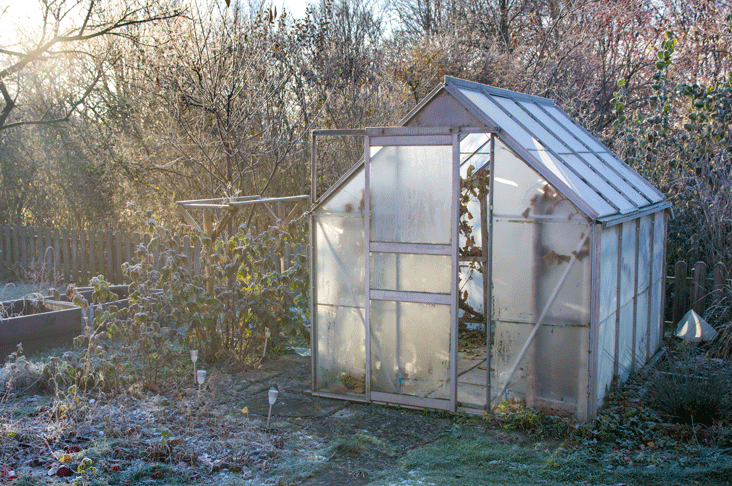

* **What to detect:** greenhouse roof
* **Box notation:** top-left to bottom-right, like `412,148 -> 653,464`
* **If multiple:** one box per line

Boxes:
435,77 -> 668,222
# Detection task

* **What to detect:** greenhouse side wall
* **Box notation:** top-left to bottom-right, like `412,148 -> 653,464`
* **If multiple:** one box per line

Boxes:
491,139 -> 592,416
312,169 -> 367,397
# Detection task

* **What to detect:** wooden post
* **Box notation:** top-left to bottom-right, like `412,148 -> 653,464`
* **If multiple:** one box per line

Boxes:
43,227 -> 52,275
88,231 -> 96,278
96,230 -> 104,279
713,263 -> 726,303
20,226 -> 27,272
53,228 -> 60,281
28,226 -> 35,268
124,231 -> 132,277
61,228 -> 70,283
672,261 -> 687,325
194,237 -> 201,277
0,225 -> 6,279
115,231 -> 123,283
12,224 -> 20,270
692,261 -> 706,316
71,228 -> 79,283
106,230 -> 114,281
183,235 -> 191,274
79,229 -> 87,284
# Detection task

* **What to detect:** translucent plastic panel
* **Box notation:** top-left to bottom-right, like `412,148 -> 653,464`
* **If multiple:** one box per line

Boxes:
490,321 -> 531,401
314,215 -> 365,307
533,325 -> 582,404
491,96 -> 567,153
370,252 -> 452,294
618,300 -> 634,381
596,315 -> 617,406
370,144 -> 452,244
494,139 -> 588,219
531,150 -> 615,217
635,289 -> 650,367
580,153 -> 648,207
370,301 -> 451,399
491,218 -> 591,326
519,101 -> 587,153
638,215 -> 653,292
544,105 -> 608,154
460,133 -> 491,173
315,305 -> 365,395
596,152 -> 664,203
491,321 -> 582,405
599,225 -> 619,321
562,154 -> 634,213
619,221 -> 637,306
650,280 -> 663,353
457,88 -> 540,150
652,212 -> 666,283
321,167 -> 365,214
493,140 -> 547,216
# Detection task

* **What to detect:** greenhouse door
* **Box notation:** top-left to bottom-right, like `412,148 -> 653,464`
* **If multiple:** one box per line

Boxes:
365,127 -> 460,411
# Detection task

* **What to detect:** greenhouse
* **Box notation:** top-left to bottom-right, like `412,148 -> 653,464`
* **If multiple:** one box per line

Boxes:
308,76 -> 670,421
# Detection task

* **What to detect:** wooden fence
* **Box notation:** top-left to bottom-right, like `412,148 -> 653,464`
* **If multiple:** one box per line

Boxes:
0,224 -> 304,285
666,261 -> 730,325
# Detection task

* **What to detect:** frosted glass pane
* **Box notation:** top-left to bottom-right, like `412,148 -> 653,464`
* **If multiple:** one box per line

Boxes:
321,167 -> 365,214
457,88 -> 540,149
562,154 -> 634,212
635,289 -> 649,366
599,225 -> 619,321
370,144 -> 452,244
544,105 -> 607,153
652,212 -> 665,283
314,214 -> 365,307
370,253 -> 451,294
491,219 -> 591,326
618,300 -> 634,381
619,221 -> 637,305
491,97 -> 567,153
638,215 -> 652,292
370,301 -> 451,399
315,305 -> 365,395
597,314 -> 617,405
519,101 -> 587,153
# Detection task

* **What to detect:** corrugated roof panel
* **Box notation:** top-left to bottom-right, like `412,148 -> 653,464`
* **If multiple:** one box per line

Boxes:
519,101 -> 588,153
531,150 -> 616,217
562,154 -> 635,213
456,87 -> 543,151
490,96 -> 569,154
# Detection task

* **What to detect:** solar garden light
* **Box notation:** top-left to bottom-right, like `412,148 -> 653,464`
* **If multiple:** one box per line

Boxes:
266,386 -> 278,431
190,350 -> 198,385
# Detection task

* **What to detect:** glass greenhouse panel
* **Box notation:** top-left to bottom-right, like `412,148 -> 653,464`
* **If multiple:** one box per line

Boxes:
533,325 -> 583,404
597,315 -> 616,405
596,152 -> 664,203
638,215 -> 653,292
370,144 -> 453,244
457,88 -> 540,150
650,280 -> 663,353
460,132 -> 491,173
315,305 -> 365,395
561,154 -> 634,212
519,101 -> 587,153
652,214 -> 665,284
490,321 -> 532,401
599,225 -> 619,322
370,252 -> 452,294
370,301 -> 451,399
320,167 -> 365,213
491,96 -> 568,154
635,289 -> 649,365
314,215 -> 365,308
619,221 -> 637,305
580,153 -> 648,208
618,300 -> 634,380
531,150 -> 615,216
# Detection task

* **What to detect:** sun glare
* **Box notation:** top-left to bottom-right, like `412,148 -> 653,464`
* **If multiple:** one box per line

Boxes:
0,1 -> 43,46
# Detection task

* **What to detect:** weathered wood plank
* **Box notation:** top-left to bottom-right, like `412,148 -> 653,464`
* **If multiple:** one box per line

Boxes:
106,230 -> 113,281
672,261 -> 687,326
53,228 -> 60,281
115,231 -> 123,283
692,261 -> 707,316
61,228 -> 70,283
713,263 -> 726,302
71,229 -> 79,283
